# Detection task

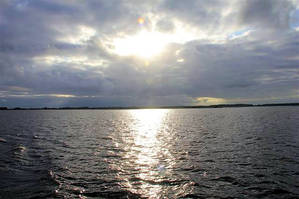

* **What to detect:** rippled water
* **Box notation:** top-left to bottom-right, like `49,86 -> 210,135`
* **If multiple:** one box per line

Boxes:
0,107 -> 299,198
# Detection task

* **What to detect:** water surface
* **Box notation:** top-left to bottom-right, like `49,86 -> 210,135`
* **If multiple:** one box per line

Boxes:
0,107 -> 299,198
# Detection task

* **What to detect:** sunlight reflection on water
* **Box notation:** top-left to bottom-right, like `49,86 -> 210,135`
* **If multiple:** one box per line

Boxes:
118,109 -> 177,198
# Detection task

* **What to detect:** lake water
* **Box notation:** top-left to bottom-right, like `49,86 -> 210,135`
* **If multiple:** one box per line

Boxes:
0,107 -> 299,198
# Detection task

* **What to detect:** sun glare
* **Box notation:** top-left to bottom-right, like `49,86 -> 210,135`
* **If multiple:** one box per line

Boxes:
138,17 -> 145,25
110,18 -> 199,59
113,30 -> 168,59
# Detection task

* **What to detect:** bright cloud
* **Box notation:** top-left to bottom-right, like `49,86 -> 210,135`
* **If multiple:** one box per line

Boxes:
196,97 -> 226,105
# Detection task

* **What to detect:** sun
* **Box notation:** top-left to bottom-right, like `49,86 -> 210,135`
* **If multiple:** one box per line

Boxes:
112,30 -> 168,59
109,18 -> 200,59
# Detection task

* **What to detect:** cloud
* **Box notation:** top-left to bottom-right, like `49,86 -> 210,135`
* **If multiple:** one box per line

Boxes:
156,18 -> 175,33
239,0 -> 294,30
0,0 -> 298,107
196,97 -> 226,105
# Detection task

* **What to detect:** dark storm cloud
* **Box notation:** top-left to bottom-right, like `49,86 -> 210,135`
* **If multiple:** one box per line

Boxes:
239,0 -> 294,30
180,33 -> 299,100
0,0 -> 298,107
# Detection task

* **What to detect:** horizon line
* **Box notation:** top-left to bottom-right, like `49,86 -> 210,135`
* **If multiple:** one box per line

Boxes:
1,102 -> 299,110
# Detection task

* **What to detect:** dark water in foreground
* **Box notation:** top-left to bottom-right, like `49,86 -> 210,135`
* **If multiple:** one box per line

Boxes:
0,107 -> 299,199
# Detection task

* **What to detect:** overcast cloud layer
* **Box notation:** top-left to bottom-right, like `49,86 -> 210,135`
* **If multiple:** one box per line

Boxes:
0,0 -> 299,107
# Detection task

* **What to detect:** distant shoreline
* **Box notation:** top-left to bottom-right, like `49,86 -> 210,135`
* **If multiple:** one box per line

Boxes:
1,103 -> 299,110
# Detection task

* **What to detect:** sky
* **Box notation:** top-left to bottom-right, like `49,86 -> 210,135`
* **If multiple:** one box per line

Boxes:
0,0 -> 299,108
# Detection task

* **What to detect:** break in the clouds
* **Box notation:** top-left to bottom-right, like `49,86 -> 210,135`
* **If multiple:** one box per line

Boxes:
0,0 -> 298,107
